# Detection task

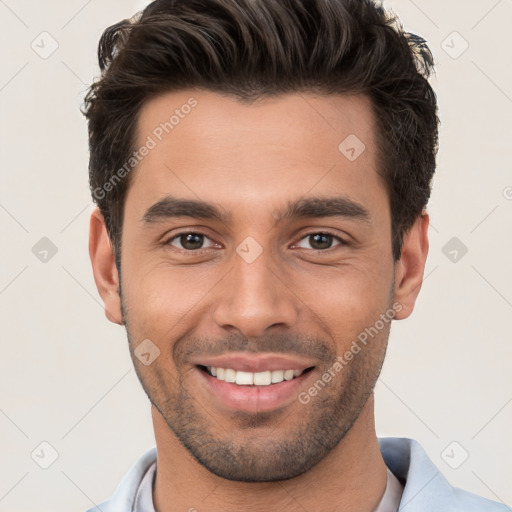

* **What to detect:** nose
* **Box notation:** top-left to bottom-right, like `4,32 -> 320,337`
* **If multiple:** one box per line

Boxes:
212,246 -> 299,338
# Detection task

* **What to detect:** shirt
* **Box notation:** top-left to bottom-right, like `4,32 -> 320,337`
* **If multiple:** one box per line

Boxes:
133,458 -> 403,512
87,437 -> 511,511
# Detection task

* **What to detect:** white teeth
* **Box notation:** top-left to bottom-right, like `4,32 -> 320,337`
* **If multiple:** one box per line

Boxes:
271,370 -> 284,383
253,371 -> 272,386
235,371 -> 253,385
283,369 -> 294,381
224,368 -> 236,383
206,367 -> 305,385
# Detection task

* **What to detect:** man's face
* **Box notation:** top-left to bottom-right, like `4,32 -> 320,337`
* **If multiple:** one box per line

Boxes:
119,90 -> 396,481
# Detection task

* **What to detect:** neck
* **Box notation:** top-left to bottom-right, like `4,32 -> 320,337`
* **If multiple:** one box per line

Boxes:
152,395 -> 387,512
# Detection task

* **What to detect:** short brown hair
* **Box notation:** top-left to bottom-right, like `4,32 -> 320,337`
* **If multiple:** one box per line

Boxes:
83,0 -> 439,268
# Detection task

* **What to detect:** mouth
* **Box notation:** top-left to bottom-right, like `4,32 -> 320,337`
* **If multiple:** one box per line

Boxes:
198,365 -> 314,385
195,364 -> 316,413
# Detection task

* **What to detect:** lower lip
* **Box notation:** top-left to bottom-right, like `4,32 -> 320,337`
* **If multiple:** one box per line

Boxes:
196,367 -> 314,413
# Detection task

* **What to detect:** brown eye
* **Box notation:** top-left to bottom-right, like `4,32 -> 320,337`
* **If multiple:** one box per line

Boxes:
296,232 -> 345,250
167,232 -> 214,251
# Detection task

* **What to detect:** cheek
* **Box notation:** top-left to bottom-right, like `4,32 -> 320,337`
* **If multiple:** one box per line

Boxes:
121,262 -> 216,339
285,259 -> 393,345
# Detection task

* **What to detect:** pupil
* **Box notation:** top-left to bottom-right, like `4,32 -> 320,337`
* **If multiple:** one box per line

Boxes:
182,233 -> 203,250
310,233 -> 332,249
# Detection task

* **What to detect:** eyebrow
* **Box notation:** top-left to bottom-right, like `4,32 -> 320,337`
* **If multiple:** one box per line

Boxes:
141,194 -> 371,225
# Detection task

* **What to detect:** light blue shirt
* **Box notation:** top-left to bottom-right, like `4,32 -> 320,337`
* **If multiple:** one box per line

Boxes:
87,437 -> 511,511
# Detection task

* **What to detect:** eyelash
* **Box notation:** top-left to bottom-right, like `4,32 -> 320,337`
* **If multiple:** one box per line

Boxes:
163,230 -> 348,253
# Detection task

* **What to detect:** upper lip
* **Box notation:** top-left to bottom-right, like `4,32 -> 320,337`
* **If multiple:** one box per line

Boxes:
194,353 -> 316,373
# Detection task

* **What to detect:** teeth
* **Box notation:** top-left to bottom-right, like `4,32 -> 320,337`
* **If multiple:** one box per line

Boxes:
271,370 -> 284,383
235,371 -> 253,385
206,367 -> 305,385
283,369 -> 294,381
253,371 -> 272,386
224,368 -> 236,383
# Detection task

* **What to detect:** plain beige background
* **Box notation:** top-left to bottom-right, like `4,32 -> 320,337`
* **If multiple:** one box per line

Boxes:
0,0 -> 511,510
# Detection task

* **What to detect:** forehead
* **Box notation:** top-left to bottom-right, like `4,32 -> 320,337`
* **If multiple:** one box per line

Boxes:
127,89 -> 387,224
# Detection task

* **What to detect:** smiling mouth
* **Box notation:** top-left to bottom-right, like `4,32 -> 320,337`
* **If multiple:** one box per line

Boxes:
198,365 -> 315,386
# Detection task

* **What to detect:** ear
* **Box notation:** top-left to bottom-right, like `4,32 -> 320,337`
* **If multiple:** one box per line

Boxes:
392,210 -> 430,320
89,208 -> 123,325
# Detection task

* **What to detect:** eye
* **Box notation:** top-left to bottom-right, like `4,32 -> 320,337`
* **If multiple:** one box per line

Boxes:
166,232 -> 216,251
295,232 -> 346,250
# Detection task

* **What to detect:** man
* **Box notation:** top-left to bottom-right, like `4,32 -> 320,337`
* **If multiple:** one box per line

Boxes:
83,0 -> 508,510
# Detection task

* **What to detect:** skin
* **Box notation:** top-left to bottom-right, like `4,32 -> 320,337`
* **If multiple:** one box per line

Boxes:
89,89 -> 429,511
